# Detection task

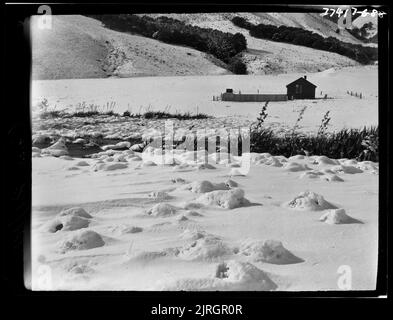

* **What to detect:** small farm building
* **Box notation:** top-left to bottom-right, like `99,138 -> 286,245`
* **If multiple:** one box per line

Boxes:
286,76 -> 317,100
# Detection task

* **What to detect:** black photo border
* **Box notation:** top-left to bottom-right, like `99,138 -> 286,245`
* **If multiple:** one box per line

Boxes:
3,0 -> 391,316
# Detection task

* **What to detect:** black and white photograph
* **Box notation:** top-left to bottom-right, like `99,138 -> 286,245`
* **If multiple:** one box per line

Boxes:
9,4 -> 388,294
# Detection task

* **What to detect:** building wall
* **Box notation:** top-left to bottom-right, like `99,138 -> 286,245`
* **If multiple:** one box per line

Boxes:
221,93 -> 288,102
287,86 -> 315,99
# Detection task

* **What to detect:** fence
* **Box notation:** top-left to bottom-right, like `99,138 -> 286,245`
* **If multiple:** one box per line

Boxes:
347,90 -> 363,99
221,93 -> 288,102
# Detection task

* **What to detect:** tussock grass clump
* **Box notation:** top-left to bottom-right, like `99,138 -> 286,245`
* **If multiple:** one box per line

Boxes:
250,125 -> 378,162
141,111 -> 209,120
248,102 -> 378,161
36,99 -> 210,121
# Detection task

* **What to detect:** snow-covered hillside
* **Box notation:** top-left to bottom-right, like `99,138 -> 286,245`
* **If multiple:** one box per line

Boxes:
144,12 -> 365,45
31,15 -> 228,80
32,14 -> 362,79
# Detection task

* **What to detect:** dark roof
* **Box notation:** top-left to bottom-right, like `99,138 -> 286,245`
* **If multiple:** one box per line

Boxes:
286,77 -> 317,88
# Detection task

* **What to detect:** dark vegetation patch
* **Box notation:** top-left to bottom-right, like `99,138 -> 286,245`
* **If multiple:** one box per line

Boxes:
88,14 -> 248,74
231,16 -> 378,64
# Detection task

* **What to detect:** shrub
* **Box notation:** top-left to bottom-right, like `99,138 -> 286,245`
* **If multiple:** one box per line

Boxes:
228,56 -> 247,74
90,14 -> 247,67
231,16 -> 378,64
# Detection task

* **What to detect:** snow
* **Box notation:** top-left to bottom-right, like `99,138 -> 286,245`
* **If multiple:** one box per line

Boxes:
31,148 -> 378,290
59,230 -> 105,252
29,59 -> 378,291
31,66 -> 378,134
319,208 -> 359,225
147,203 -> 178,217
285,191 -> 337,211
192,188 -> 250,209
159,260 -> 277,291
240,239 -> 303,264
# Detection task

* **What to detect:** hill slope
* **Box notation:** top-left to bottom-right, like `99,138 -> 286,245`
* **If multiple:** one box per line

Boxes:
140,13 -> 359,74
32,13 -> 362,79
31,15 -> 228,80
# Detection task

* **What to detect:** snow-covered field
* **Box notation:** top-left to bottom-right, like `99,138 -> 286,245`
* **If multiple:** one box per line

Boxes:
30,65 -> 378,291
31,149 -> 378,291
32,66 -> 378,134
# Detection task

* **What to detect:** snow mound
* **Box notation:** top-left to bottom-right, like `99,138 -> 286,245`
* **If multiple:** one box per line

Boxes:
147,203 -> 178,217
126,250 -> 168,262
175,215 -> 190,223
299,171 -> 323,179
59,230 -> 105,252
43,207 -> 93,232
319,208 -> 359,224
188,180 -> 228,193
129,155 -> 142,162
148,191 -> 171,200
180,229 -> 208,241
320,174 -> 344,182
255,154 -> 284,167
225,179 -> 238,188
121,226 -> 143,234
288,155 -> 305,161
93,162 -> 128,171
285,191 -> 337,211
186,210 -> 203,217
331,165 -> 363,174
75,160 -> 89,167
159,260 -> 277,291
240,240 -> 303,264
110,225 -> 143,235
229,162 -> 240,168
171,177 -> 187,184
58,207 -> 92,219
131,143 -> 146,152
32,134 -> 51,145
59,155 -> 73,160
72,138 -> 85,144
113,154 -> 127,162
193,188 -> 249,209
142,160 -> 157,167
67,166 -> 82,171
178,236 -> 232,261
60,215 -> 90,231
263,156 -> 283,167
183,202 -> 205,210
314,156 -> 339,165
342,159 -> 358,166
41,218 -> 66,233
213,260 -> 277,289
102,141 -> 131,151
357,161 -> 378,172
284,162 -> 311,172
65,261 -> 95,275
196,163 -> 216,170
42,137 -> 68,157
229,168 -> 246,176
